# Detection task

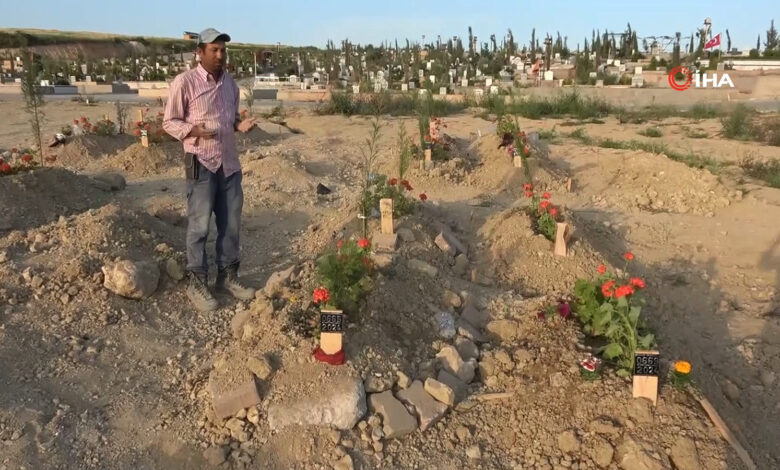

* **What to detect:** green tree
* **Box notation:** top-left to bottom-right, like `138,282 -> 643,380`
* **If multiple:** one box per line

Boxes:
766,19 -> 778,50
20,51 -> 45,165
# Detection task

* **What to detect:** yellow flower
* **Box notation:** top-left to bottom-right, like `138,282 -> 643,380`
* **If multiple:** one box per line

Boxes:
289,296 -> 296,303
674,360 -> 692,375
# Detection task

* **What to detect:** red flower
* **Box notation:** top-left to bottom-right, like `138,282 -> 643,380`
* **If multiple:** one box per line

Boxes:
540,201 -> 550,209
525,191 -> 533,198
11,147 -> 18,153
312,287 -> 330,304
601,280 -> 616,298
0,157 -> 3,164
135,120 -> 143,127
549,208 -> 558,216
624,252 -> 635,261
598,264 -> 606,274
389,178 -> 398,186
523,183 -> 532,191
523,145 -> 530,156
419,193 -> 428,201
401,180 -> 413,191
358,238 -> 370,249
542,192 -> 551,199
337,240 -> 343,249
134,129 -> 141,137
73,119 -> 79,125
0,163 -> 11,173
557,301 -> 571,319
630,277 -> 646,289
614,285 -> 635,298
21,154 -> 32,163
144,124 -> 151,131
80,116 -> 87,123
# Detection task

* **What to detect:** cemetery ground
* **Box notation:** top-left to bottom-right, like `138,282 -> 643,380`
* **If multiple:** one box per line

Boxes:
0,97 -> 778,470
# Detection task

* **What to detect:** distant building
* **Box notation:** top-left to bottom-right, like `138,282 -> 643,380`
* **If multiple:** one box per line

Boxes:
183,31 -> 199,41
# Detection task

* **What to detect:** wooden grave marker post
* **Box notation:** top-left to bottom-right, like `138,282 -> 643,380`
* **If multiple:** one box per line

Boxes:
513,149 -> 523,168
140,130 -> 149,148
136,108 -> 144,123
423,147 -> 433,170
554,222 -> 569,256
632,350 -> 660,405
380,198 -> 394,234
319,310 -> 345,354
566,177 -> 573,192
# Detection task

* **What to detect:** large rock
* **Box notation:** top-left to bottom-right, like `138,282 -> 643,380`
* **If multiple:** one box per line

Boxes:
165,258 -> 185,281
434,224 -> 468,256
460,302 -> 489,328
396,381 -> 448,431
557,430 -> 581,453
368,390 -> 417,438
434,233 -> 457,256
262,265 -> 296,298
616,436 -> 671,470
267,375 -> 366,431
670,437 -> 702,470
102,259 -> 159,299
455,337 -> 479,361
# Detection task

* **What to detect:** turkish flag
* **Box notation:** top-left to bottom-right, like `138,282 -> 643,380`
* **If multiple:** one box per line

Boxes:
704,33 -> 721,50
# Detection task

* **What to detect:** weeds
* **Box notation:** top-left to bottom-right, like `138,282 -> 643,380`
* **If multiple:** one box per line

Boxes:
20,51 -> 45,164
687,129 -> 709,139
721,105 -> 754,139
740,157 -> 780,188
638,127 -> 663,138
318,92 -> 465,117
538,127 -> 559,142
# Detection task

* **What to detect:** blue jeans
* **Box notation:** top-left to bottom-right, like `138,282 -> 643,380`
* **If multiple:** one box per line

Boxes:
186,160 -> 243,276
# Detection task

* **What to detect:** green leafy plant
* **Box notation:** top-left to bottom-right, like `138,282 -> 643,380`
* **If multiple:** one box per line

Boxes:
359,114 -> 383,237
365,174 -> 418,218
397,123 -> 413,180
638,127 -> 663,138
573,255 -> 655,376
315,238 -> 374,312
721,105 -> 753,139
524,186 -> 561,242
0,148 -> 38,177
20,50 -> 45,164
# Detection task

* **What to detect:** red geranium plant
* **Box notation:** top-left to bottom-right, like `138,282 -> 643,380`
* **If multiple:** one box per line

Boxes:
315,238 -> 374,313
525,186 -> 563,242
573,254 -> 655,376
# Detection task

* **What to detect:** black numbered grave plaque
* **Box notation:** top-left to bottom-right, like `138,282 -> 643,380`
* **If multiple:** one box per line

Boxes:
320,312 -> 344,333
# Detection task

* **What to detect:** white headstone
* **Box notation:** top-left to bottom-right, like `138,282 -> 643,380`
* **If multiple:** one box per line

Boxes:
543,70 -> 554,81
490,85 -> 499,94
595,79 -> 604,88
554,53 -> 561,60
613,60 -> 621,67
429,75 -> 436,84
439,87 -> 447,95
485,77 -> 493,87
426,61 -> 432,70
374,82 -> 382,93
716,63 -> 725,71
401,83 -> 408,91
631,76 -> 644,88
634,66 -> 643,75
419,88 -> 428,96
474,88 -> 484,97
85,75 -> 92,83
69,75 -> 76,83
381,81 -> 389,91
418,69 -> 424,78
589,72 -> 597,78
409,82 -> 416,89
81,64 -> 87,75
461,78 -> 468,87
618,64 -> 626,73
476,69 -> 482,77
352,85 -> 360,94
301,83 -> 306,90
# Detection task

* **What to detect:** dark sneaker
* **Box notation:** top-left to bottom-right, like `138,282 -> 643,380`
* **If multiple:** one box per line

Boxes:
186,272 -> 218,311
216,267 -> 256,301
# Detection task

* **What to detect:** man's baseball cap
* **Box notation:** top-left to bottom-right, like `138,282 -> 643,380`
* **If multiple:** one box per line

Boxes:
198,28 -> 231,44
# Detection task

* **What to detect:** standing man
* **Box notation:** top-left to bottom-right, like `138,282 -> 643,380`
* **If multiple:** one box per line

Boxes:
163,28 -> 256,311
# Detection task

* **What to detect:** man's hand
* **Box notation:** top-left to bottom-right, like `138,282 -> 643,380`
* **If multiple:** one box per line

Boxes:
189,124 -> 217,139
237,117 -> 256,133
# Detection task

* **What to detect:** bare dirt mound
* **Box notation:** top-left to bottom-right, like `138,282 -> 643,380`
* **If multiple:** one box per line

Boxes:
0,167 -> 113,232
102,141 -> 184,176
55,135 -> 136,170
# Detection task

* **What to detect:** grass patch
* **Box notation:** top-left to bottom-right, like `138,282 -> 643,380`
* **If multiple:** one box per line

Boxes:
538,127 -> 560,143
687,129 -> 709,139
721,105 -> 754,139
318,92 -> 465,117
481,91 -> 612,120
740,157 -> 780,187
689,104 -> 721,120
638,127 -> 664,138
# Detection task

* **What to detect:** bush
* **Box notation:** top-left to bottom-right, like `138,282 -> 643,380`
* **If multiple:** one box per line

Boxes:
365,174 -> 418,218
504,91 -> 611,120
721,105 -> 753,139
318,92 -> 465,117
316,239 -> 373,312
740,157 -> 780,188
638,127 -> 663,138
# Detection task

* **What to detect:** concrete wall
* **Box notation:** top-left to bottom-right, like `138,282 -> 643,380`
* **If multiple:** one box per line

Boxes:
138,88 -> 170,98
277,89 -> 331,102
125,81 -> 170,90
0,83 -> 21,95
72,83 -> 113,94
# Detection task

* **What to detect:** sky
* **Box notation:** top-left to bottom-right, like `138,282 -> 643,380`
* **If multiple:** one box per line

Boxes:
1,0 -> 776,50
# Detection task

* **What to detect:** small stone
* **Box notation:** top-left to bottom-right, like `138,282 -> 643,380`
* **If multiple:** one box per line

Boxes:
397,381 -> 448,431
397,228 -> 415,242
453,254 -> 469,275
466,444 -> 482,460
247,356 -> 273,381
436,346 -> 475,383
455,425 -> 472,442
485,319 -> 518,342
460,302 -> 489,328
442,290 -> 462,308
628,398 -> 654,424
760,370 -> 776,387
203,446 -> 228,466
333,454 -> 354,470
364,376 -> 391,393
372,441 -> 384,453
327,430 -> 340,445
435,233 -> 457,256
437,370 -> 469,403
396,371 -> 412,389
101,259 -> 160,299
670,437 -> 702,470
408,259 -> 438,277
455,337 -> 479,361
557,430 -> 581,453
371,427 -> 384,441
262,265 -> 296,298
247,407 -> 260,425
424,378 -> 455,406
368,390 -> 417,439
165,258 -> 185,281
588,437 -> 615,468
367,415 -> 381,428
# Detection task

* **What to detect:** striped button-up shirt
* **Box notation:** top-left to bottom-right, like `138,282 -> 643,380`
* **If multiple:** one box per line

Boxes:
163,64 -> 241,176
